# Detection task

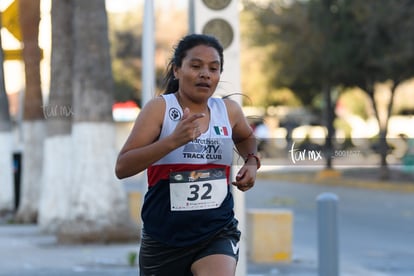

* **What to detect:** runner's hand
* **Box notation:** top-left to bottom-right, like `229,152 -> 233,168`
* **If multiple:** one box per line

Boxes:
232,164 -> 257,192
171,107 -> 205,146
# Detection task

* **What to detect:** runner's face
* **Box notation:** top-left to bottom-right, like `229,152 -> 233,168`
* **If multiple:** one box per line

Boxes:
174,45 -> 221,103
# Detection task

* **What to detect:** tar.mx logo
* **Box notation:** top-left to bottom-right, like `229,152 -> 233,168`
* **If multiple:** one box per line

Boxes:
289,142 -> 323,164
42,104 -> 74,119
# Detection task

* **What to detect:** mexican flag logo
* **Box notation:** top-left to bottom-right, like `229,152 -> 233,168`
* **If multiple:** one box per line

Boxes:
214,126 -> 229,136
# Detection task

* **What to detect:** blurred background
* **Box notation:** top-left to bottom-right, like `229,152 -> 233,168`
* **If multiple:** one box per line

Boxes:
2,0 -> 414,246
1,0 -> 414,275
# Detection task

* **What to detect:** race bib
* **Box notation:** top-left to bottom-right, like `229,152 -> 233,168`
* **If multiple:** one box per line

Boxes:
170,168 -> 228,211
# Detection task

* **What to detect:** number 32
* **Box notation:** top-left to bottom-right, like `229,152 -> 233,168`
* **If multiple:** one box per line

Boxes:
187,183 -> 212,201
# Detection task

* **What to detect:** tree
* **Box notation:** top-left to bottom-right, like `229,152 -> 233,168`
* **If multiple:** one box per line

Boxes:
333,0 -> 414,178
38,0 -> 74,233
244,0 -> 414,175
107,6 -> 187,104
245,0 -> 339,167
108,11 -> 143,103
57,0 -> 136,243
0,27 -> 14,214
242,1 -> 321,106
15,0 -> 44,223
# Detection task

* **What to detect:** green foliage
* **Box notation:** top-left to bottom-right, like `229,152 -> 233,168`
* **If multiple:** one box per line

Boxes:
107,8 -> 187,103
266,87 -> 302,107
114,79 -> 139,103
240,9 -> 275,107
127,251 -> 137,267
242,0 -> 327,106
338,88 -> 371,120
239,45 -> 274,107
242,0 -> 414,108
333,0 -> 414,91
108,11 -> 143,103
334,118 -> 352,138
393,80 -> 414,115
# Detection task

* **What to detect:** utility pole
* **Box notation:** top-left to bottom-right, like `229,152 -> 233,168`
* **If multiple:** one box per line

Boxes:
141,0 -> 155,106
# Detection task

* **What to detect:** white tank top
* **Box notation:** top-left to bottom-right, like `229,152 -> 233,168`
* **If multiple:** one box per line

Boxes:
153,93 -> 234,167
143,94 -> 236,246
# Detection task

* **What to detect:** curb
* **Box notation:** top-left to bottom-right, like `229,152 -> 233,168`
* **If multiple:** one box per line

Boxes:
257,169 -> 414,193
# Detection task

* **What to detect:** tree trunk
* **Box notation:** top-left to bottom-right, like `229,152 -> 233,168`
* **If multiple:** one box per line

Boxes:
15,0 -> 45,223
323,84 -> 335,169
365,80 -> 395,180
57,0 -> 137,243
38,0 -> 74,233
377,81 -> 398,180
0,28 -> 14,214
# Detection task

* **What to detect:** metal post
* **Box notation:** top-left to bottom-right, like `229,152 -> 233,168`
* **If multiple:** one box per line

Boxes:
188,0 -> 195,34
233,184 -> 246,276
142,0 -> 155,106
317,192 -> 339,276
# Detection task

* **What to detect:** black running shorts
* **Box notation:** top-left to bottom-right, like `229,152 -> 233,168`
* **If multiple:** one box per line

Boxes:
139,218 -> 241,276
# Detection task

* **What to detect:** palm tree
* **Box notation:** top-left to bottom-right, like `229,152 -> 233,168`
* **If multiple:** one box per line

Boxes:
0,28 -> 14,214
15,0 -> 45,223
38,0 -> 74,233
57,0 -> 137,243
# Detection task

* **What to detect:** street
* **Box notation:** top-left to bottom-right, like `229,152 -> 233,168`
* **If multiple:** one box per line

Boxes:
247,176 -> 414,275
1,173 -> 413,276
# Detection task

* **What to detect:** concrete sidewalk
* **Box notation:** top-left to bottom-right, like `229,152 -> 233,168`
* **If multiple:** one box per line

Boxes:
257,160 -> 414,194
0,223 -> 392,276
0,224 -> 320,276
0,224 -> 138,276
3,163 -> 410,276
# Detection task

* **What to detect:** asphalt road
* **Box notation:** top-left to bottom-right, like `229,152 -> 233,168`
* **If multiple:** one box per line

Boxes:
1,172 -> 413,276
247,177 -> 414,275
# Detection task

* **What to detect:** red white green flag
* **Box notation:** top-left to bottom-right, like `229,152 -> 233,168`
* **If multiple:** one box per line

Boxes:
214,126 -> 228,136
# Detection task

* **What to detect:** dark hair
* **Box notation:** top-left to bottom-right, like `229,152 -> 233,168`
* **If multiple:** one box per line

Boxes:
161,34 -> 224,94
